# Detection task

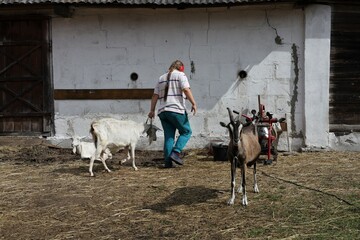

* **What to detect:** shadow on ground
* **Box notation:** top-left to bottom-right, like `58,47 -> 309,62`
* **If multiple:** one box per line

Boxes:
145,186 -> 220,213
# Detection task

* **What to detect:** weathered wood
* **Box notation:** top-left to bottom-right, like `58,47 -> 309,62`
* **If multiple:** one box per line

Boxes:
330,6 -> 360,130
330,124 -> 360,132
54,89 -> 154,100
0,17 -> 52,135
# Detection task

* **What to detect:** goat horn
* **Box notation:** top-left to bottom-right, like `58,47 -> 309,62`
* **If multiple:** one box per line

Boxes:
227,107 -> 235,124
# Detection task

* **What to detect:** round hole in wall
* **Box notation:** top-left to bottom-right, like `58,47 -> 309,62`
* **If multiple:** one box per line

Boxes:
130,72 -> 138,81
238,70 -> 248,79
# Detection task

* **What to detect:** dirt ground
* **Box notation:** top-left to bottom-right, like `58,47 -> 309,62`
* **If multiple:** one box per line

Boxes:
0,136 -> 359,240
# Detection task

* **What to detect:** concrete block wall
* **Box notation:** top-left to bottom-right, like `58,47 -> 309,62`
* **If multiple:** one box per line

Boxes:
51,5 -> 314,151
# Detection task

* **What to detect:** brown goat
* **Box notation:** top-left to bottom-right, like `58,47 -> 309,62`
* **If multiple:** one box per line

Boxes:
220,108 -> 261,206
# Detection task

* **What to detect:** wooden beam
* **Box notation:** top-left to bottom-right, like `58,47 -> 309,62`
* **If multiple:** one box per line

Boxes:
54,89 -> 154,100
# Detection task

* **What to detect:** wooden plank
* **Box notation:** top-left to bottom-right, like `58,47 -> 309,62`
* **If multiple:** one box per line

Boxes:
330,124 -> 360,132
329,94 -> 360,103
329,112 -> 360,124
329,107 -> 360,115
54,89 -> 154,100
0,112 -> 51,117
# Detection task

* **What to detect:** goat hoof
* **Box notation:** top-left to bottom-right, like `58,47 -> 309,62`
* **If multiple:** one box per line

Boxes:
227,199 -> 235,205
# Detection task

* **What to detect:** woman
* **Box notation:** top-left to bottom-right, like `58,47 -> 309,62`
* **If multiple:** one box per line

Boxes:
148,60 -> 197,168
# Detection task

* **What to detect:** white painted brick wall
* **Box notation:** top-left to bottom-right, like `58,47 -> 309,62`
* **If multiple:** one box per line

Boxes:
50,5 -> 333,151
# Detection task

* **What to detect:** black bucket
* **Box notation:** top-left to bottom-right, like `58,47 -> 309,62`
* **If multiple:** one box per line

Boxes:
212,144 -> 228,161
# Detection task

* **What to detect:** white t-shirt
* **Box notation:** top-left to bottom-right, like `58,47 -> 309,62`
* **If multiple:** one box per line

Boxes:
154,69 -> 190,115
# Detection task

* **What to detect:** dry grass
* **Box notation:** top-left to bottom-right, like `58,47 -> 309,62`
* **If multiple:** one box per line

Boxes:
0,138 -> 359,240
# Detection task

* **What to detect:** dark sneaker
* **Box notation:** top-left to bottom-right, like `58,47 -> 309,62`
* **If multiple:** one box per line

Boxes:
164,161 -> 174,168
164,164 -> 176,168
170,151 -> 183,165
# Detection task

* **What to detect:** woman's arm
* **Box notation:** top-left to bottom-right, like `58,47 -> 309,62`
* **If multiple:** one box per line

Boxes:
183,88 -> 197,115
148,94 -> 159,118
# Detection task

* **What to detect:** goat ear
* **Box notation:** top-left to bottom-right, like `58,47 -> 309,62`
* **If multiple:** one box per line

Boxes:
220,122 -> 227,128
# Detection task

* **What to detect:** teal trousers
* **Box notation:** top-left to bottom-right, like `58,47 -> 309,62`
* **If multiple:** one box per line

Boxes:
158,111 -> 192,165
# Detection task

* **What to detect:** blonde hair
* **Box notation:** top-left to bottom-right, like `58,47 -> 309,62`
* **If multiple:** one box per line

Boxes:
168,60 -> 184,72
164,60 -> 184,101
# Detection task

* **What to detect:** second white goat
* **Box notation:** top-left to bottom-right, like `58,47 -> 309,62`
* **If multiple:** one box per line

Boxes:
89,118 -> 152,177
72,136 -> 113,174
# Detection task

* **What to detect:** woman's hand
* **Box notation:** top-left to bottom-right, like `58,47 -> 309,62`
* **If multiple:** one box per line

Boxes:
148,110 -> 155,119
148,94 -> 159,119
183,88 -> 197,115
191,104 -> 197,115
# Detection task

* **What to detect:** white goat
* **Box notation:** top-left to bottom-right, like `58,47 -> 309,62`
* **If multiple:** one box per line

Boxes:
71,136 -> 113,174
89,118 -> 152,177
